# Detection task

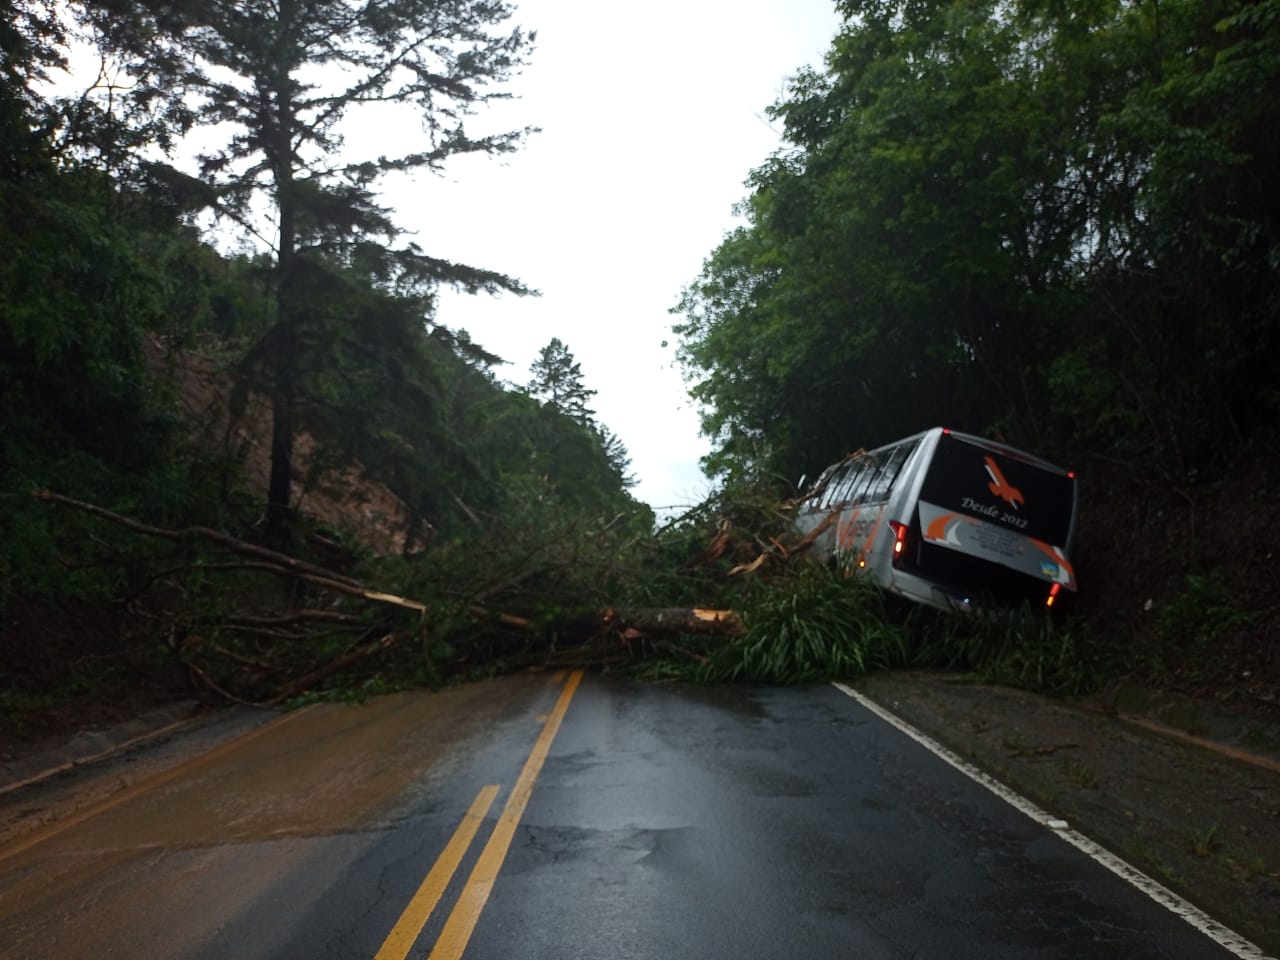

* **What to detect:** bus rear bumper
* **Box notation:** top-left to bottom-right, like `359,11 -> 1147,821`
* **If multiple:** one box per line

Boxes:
885,569 -> 976,614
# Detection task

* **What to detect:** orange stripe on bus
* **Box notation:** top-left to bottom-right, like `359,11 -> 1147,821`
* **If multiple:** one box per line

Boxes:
925,512 -> 961,541
837,507 -> 863,551
856,505 -> 888,567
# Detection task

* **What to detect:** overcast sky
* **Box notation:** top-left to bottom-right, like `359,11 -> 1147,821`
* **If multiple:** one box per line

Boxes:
386,0 -> 845,514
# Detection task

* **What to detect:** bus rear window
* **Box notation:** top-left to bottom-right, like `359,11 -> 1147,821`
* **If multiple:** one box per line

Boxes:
919,434 -> 1075,546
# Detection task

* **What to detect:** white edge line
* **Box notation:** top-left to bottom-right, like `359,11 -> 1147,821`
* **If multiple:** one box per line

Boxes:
832,682 -> 1276,960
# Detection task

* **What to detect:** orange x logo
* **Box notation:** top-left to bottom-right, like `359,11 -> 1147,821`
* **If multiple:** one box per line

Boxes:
984,456 -> 1024,509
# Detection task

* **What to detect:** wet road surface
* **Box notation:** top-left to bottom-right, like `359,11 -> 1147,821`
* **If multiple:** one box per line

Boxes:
0,672 -> 1251,959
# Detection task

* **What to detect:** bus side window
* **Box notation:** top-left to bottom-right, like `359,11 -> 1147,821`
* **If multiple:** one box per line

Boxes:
821,465 -> 848,507
835,463 -> 862,505
850,455 -> 882,505
869,443 -> 911,502
813,463 -> 842,507
830,460 -> 867,506
809,466 -> 836,506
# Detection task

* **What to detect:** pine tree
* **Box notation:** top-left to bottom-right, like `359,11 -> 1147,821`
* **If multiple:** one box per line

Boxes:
527,337 -> 597,427
598,425 -> 637,489
75,0 -> 537,542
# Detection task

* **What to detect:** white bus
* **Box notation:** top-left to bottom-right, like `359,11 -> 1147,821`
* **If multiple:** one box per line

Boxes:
795,427 -> 1078,613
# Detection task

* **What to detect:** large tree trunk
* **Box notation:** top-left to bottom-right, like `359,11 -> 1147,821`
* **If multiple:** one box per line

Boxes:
601,607 -> 744,637
265,65 -> 299,548
265,357 -> 295,547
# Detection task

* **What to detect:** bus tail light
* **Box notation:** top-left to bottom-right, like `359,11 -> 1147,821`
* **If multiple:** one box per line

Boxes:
888,521 -> 908,565
1046,582 -> 1062,608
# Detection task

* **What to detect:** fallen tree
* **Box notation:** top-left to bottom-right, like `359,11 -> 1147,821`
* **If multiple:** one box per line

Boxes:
33,491 -> 755,704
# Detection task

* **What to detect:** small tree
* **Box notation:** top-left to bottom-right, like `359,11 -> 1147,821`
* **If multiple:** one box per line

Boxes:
528,337 -> 597,427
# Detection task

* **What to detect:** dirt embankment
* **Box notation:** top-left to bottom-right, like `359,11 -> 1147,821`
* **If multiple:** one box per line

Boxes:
149,335 -> 426,555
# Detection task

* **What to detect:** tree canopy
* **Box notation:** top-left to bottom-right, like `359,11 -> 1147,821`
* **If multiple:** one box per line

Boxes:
71,0 -> 539,540
528,337 -> 597,426
674,0 -> 1280,488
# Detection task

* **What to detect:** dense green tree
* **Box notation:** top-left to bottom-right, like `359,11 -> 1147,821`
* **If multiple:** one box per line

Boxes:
675,0 -> 1280,486
2,2 -> 223,611
1,1 -> 64,176
677,0 -> 1044,482
523,337 -> 642,499
597,425 -> 636,489
527,337 -> 598,427
74,0 -> 537,541
1,181 -> 232,609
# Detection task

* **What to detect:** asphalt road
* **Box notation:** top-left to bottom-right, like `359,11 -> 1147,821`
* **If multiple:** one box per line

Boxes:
0,672 -> 1252,959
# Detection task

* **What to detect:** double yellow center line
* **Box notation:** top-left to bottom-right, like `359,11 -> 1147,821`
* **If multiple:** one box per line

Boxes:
375,669 -> 584,960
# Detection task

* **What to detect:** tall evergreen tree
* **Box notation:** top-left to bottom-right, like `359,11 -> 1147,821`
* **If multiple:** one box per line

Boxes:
75,0 -> 537,542
527,337 -> 597,427
597,425 -> 636,489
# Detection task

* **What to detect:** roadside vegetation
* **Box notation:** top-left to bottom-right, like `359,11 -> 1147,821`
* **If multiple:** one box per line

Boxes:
3,0 -> 1278,740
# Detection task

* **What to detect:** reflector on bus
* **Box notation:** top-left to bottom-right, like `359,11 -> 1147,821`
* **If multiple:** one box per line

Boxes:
888,520 -> 908,561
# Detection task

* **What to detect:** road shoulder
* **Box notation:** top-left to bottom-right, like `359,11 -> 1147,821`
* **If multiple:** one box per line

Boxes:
854,671 -> 1280,956
0,703 -> 279,848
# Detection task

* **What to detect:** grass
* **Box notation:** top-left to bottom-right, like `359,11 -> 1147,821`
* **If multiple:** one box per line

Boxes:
1124,832 -> 1181,884
1125,832 -> 1157,862
1031,779 -> 1060,805
693,561 -> 1116,695
681,553 -> 1133,700
699,566 -> 907,684
1219,850 -> 1272,882
1187,822 -> 1221,858
907,601 -> 1110,696
1059,758 -> 1099,789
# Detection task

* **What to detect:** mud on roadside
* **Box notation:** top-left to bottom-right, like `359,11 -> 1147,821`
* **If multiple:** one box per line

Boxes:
855,671 -> 1280,956
0,704 -> 280,849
